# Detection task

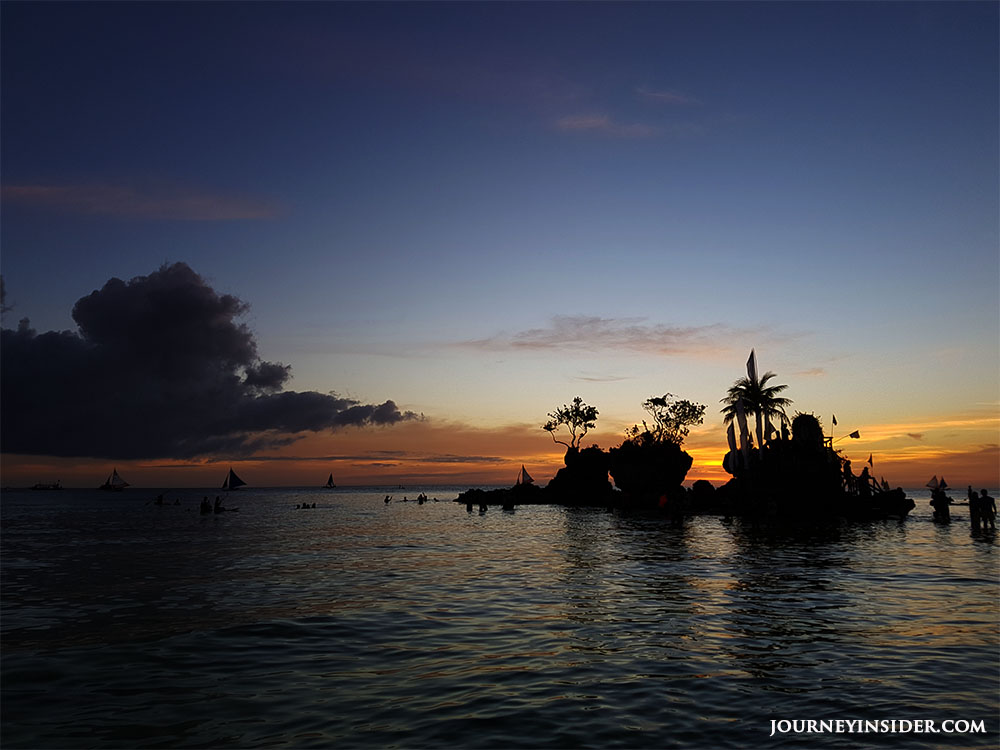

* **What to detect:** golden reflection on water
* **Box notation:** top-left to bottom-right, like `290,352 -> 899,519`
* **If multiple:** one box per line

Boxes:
1,488 -> 996,749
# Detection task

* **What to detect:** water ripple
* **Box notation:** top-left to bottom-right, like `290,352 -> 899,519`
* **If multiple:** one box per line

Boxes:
2,489 -> 997,749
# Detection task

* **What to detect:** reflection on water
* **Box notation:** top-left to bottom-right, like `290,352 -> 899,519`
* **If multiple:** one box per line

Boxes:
2,488 -> 997,749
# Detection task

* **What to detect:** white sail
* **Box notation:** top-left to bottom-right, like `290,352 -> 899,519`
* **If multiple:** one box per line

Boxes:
516,465 -> 534,485
223,468 -> 247,490
99,468 -> 129,490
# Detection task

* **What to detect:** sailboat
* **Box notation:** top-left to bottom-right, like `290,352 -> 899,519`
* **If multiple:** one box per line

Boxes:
98,468 -> 129,492
222,467 -> 247,490
324,473 -> 336,489
516,465 -> 534,486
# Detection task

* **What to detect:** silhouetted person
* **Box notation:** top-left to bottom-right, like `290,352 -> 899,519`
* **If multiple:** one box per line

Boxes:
843,460 -> 855,493
980,489 -> 996,530
968,486 -> 981,531
858,467 -> 871,497
930,487 -> 951,523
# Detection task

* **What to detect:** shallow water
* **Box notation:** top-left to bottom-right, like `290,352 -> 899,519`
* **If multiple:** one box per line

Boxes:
2,486 -> 997,748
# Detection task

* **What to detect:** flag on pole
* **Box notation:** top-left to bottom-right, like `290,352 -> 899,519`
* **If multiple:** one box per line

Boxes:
832,414 -> 838,426
848,430 -> 860,439
746,349 -> 758,382
735,399 -> 751,461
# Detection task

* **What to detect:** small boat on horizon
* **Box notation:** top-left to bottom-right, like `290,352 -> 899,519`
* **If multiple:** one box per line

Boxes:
98,468 -> 129,492
324,472 -> 336,489
926,475 -> 949,490
222,467 -> 247,490
31,480 -> 62,491
516,465 -> 534,486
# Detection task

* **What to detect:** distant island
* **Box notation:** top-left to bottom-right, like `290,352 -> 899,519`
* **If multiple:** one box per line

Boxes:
458,351 -> 914,522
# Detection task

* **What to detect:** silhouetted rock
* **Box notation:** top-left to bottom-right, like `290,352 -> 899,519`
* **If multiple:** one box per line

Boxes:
721,412 -> 913,520
546,446 -> 615,505
688,479 -> 728,514
608,437 -> 692,506
456,482 -> 545,507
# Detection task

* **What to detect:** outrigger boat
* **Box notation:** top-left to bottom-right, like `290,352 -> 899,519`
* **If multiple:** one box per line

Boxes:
516,465 -> 534,486
221,468 -> 247,490
98,468 -> 128,492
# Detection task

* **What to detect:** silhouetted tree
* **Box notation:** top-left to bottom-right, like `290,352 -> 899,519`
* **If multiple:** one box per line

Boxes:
626,393 -> 706,446
791,412 -> 824,450
543,396 -> 598,450
0,276 -> 10,315
720,371 -> 791,447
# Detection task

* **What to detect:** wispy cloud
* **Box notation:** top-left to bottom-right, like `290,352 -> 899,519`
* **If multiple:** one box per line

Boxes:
461,315 -> 748,356
1,183 -> 282,220
572,372 -> 633,383
907,433 -> 925,441
553,114 -> 660,138
796,367 -> 827,377
636,86 -> 701,105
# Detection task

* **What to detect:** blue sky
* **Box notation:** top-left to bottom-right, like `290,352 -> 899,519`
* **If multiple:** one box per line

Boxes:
2,2 -> 997,485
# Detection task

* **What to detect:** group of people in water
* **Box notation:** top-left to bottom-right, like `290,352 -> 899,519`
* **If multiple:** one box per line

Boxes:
930,485 -> 995,531
199,496 -> 229,514
384,493 -> 436,505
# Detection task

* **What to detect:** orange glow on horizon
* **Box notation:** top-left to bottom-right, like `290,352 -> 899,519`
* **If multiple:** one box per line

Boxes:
2,411 -> 997,489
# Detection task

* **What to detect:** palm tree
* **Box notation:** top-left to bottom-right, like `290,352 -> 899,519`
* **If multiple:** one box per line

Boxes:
720,371 -> 792,447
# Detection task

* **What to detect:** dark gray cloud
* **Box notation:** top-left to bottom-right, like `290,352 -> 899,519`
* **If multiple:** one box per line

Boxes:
1,263 -> 419,459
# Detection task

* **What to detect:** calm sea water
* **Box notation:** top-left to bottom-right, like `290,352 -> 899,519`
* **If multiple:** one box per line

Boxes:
2,486 -> 997,749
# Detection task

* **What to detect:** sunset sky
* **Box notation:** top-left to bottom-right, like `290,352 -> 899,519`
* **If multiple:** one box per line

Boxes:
2,1 -> 997,489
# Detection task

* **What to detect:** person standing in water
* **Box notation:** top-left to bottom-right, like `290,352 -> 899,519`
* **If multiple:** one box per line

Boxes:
979,489 -> 996,531
930,486 -> 951,522
968,486 -> 981,531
